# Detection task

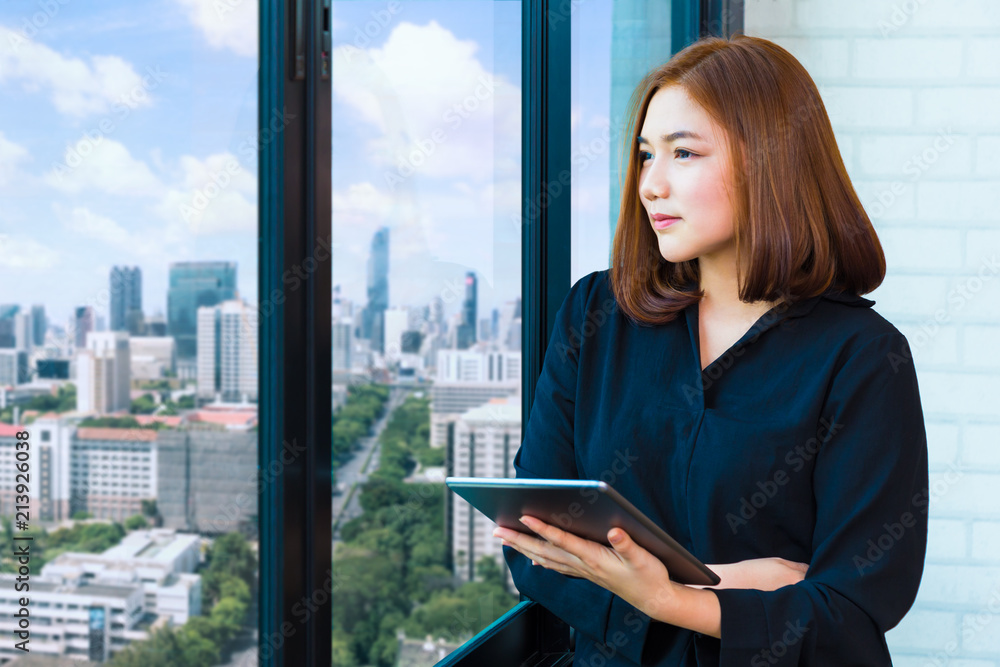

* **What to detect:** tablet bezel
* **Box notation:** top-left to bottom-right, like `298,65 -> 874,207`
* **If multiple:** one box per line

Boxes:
445,476 -> 720,587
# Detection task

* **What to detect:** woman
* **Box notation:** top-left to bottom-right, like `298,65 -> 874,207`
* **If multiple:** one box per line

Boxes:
495,35 -> 928,665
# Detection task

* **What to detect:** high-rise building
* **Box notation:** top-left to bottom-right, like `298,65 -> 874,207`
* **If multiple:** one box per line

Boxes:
436,349 -> 521,385
431,296 -> 445,330
13,312 -> 33,351
365,227 -> 389,354
0,304 -> 18,348
496,298 -> 522,351
401,330 -> 423,354
31,304 -> 46,346
37,359 -> 70,380
73,306 -> 95,350
430,349 -> 521,449
196,300 -> 257,402
449,397 -> 521,588
146,312 -> 168,336
156,428 -> 258,536
167,261 -> 237,359
110,266 -> 143,334
76,331 -> 130,414
0,350 -> 29,385
332,320 -> 353,371
383,306 -> 409,361
457,272 -> 477,350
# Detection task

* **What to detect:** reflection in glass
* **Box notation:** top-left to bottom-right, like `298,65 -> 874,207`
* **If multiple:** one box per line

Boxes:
571,0 -> 673,281
331,1 -> 522,664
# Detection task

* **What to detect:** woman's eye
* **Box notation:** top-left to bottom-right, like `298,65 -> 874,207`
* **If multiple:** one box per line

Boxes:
675,148 -> 694,159
638,150 -> 653,162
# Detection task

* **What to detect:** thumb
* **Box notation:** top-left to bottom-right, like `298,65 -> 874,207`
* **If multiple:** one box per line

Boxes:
608,528 -> 631,552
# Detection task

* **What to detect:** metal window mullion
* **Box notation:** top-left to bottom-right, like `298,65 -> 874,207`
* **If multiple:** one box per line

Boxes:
259,1 -> 332,665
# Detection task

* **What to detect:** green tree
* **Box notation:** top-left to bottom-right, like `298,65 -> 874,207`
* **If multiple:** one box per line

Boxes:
332,636 -> 357,666
184,615 -> 225,646
124,515 -> 148,531
219,577 -> 251,608
129,393 -> 157,415
209,597 -> 246,641
476,555 -> 503,587
201,533 -> 257,608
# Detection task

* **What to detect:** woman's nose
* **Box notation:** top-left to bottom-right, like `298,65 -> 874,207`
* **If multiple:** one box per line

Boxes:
639,163 -> 669,201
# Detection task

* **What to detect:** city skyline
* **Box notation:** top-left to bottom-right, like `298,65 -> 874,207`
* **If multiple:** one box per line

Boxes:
0,0 -> 615,327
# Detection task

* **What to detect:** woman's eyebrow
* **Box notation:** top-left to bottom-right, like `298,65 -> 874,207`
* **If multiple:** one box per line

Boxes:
636,130 -> 705,145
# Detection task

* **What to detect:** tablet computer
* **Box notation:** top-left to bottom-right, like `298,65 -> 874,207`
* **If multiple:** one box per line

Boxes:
446,477 -> 720,587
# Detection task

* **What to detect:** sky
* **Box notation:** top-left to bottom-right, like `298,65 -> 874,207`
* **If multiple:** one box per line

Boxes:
0,0 -> 615,330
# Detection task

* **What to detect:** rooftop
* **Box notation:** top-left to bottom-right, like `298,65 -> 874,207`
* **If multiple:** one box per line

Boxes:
187,409 -> 258,428
76,427 -> 158,442
0,423 -> 24,437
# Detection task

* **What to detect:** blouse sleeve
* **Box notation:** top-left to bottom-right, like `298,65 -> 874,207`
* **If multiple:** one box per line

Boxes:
503,273 -> 654,665
702,331 -> 929,665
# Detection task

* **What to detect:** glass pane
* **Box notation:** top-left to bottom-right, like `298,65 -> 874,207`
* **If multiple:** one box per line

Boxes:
571,0 -> 671,282
331,1 -> 522,664
0,2 -> 259,664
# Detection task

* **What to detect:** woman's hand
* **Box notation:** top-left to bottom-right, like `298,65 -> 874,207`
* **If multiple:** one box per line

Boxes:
494,515 -> 681,619
691,557 -> 809,591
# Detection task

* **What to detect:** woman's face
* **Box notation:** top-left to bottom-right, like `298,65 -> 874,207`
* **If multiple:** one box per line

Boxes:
637,85 -> 738,266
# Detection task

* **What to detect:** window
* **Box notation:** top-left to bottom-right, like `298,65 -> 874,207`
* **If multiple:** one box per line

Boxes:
0,0 -> 259,664
330,1 -> 523,663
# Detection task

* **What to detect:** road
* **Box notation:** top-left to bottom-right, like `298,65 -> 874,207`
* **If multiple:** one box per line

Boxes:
331,386 -> 408,543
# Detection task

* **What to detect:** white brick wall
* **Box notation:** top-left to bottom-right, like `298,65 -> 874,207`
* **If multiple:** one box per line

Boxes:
747,0 -> 1000,661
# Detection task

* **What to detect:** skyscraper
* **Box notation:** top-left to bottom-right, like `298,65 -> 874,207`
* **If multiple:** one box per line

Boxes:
0,305 -> 18,348
31,305 -> 46,346
167,262 -> 237,359
76,331 -> 131,414
365,227 -> 389,355
110,266 -> 143,334
457,272 -> 477,350
196,300 -> 258,402
0,350 -> 29,385
74,306 -> 95,350
13,312 -> 32,351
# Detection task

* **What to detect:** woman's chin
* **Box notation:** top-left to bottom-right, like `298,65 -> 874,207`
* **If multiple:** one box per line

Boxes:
656,244 -> 696,265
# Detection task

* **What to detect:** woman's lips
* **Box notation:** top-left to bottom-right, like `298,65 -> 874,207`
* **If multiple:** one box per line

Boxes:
653,216 -> 680,230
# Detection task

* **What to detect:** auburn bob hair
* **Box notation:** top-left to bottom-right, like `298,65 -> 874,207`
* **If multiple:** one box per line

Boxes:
609,35 -> 885,326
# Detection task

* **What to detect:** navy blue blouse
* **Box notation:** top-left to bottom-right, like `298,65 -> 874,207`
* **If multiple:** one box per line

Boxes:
504,269 -> 928,666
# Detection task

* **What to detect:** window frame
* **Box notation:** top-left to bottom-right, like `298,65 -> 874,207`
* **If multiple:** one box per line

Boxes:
256,0 -> 740,664
259,1 -> 332,665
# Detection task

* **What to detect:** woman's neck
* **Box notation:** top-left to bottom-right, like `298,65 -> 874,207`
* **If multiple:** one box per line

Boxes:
697,252 -> 777,319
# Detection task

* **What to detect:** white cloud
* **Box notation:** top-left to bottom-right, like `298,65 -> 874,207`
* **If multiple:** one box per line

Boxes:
157,152 -> 257,235
0,26 -> 151,117
0,233 -> 59,269
44,141 -> 256,237
45,138 -> 164,197
332,178 -> 512,292
54,204 -> 170,257
332,20 -> 520,184
333,181 -> 395,219
0,132 -> 29,186
60,205 -> 131,245
176,0 -> 258,58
